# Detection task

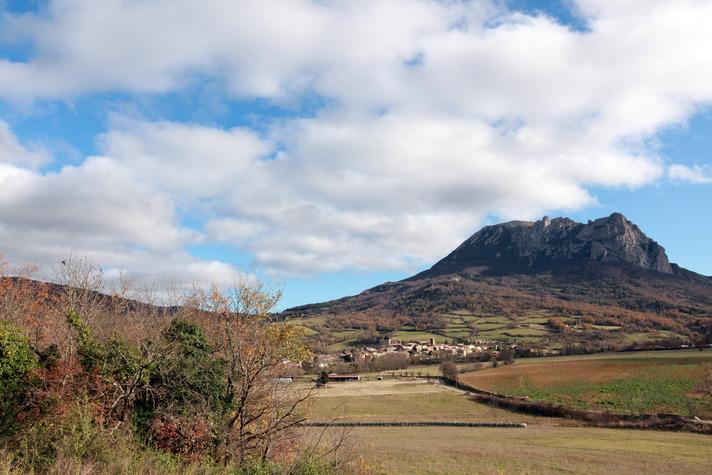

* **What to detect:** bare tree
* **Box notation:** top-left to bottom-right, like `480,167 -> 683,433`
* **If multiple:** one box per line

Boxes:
440,360 -> 458,381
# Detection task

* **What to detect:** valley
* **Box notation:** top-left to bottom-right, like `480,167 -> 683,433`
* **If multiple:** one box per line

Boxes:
304,352 -> 712,474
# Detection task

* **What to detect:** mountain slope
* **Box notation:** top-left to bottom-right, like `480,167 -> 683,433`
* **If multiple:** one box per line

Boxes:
284,213 -> 712,349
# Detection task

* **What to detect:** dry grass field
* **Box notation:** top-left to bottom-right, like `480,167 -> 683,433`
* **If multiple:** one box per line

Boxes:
334,426 -> 712,475
459,350 -> 712,417
309,379 -> 572,425
312,379 -> 448,398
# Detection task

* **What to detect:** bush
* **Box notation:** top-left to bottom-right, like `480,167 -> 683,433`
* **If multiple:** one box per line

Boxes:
12,406 -> 118,473
0,320 -> 37,434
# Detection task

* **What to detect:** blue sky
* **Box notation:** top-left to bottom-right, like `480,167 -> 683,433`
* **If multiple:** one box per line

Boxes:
0,0 -> 711,310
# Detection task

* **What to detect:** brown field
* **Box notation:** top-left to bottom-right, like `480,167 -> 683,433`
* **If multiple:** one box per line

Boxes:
512,348 -> 712,365
461,359 -> 641,388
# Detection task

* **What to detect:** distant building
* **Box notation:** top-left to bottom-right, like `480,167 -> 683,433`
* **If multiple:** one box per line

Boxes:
327,374 -> 361,382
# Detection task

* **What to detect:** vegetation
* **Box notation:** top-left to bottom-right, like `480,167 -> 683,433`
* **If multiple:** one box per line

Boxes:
287,305 -> 701,356
439,360 -> 458,380
0,320 -> 37,435
0,256 -> 353,474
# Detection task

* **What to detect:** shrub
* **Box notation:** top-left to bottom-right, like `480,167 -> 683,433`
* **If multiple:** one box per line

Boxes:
0,320 -> 37,434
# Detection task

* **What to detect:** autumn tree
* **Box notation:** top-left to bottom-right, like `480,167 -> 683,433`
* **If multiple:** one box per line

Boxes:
440,360 -> 458,381
197,279 -> 313,463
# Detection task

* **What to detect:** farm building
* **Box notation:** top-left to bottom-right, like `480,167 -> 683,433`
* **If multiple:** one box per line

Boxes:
328,374 -> 361,382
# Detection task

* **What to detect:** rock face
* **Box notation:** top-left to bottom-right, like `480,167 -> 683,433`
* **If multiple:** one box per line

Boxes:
427,213 -> 673,275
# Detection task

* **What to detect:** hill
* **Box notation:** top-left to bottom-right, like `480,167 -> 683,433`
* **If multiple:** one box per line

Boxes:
283,213 -> 712,352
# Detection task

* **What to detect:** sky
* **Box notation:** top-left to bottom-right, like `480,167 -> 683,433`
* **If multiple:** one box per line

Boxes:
0,0 -> 711,310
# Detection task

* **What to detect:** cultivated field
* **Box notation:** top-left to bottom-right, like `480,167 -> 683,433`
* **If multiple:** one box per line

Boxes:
306,376 -> 712,474
459,350 -> 712,418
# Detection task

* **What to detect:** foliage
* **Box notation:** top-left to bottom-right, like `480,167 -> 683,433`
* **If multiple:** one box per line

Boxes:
0,320 -> 37,434
0,258 -> 352,472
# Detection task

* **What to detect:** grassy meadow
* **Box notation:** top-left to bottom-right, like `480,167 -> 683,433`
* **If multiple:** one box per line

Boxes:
459,350 -> 712,417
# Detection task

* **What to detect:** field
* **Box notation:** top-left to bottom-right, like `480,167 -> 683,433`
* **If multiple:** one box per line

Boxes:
306,375 -> 712,474
294,309 -> 691,352
460,350 -> 712,418
309,379 -> 571,425
331,426 -> 712,475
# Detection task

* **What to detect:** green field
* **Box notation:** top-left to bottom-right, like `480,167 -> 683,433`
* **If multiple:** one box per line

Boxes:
460,350 -> 712,417
390,330 -> 448,343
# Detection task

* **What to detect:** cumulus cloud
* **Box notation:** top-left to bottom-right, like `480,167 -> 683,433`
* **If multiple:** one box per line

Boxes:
99,119 -> 273,199
0,134 -> 241,286
668,164 -> 712,185
0,1 -> 711,277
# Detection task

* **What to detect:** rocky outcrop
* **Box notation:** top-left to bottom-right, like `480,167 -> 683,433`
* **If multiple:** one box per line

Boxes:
428,213 -> 673,275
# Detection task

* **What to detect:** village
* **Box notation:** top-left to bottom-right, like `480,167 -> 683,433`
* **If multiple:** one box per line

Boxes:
312,336 -> 510,374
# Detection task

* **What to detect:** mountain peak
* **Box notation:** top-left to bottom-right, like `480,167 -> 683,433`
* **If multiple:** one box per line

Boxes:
424,213 -> 673,276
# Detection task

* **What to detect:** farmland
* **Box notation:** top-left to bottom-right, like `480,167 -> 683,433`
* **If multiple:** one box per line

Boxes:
459,350 -> 712,417
289,309 -> 691,353
307,376 -> 712,474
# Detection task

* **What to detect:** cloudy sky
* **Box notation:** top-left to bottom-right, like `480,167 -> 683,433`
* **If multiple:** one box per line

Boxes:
1,0 -> 711,309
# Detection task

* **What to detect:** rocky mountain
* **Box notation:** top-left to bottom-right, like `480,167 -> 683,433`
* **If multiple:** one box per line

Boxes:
417,213 -> 673,278
284,213 -> 712,348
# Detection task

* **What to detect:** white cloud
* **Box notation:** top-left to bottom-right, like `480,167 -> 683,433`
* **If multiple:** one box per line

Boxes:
0,120 -> 49,168
205,218 -> 265,244
99,119 -> 273,199
92,111 -> 659,275
668,163 -> 712,185
0,1 -> 711,277
0,139 -> 242,286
